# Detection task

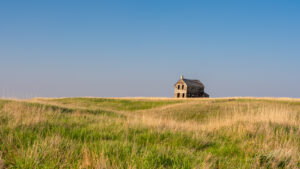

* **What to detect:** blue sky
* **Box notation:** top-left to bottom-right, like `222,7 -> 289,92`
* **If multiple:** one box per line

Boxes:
1,0 -> 300,98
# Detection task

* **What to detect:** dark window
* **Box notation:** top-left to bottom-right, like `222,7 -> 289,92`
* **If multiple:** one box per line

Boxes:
182,85 -> 184,89
177,93 -> 180,98
182,93 -> 185,98
177,85 -> 180,89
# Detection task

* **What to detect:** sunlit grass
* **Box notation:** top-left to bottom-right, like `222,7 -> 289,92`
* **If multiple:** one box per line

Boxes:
34,97 -> 182,111
0,97 -> 300,168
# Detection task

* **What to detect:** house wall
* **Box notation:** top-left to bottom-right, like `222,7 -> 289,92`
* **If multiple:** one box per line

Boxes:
187,86 -> 204,97
174,81 -> 187,98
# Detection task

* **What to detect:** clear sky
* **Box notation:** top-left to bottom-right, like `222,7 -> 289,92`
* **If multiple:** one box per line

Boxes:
1,0 -> 300,98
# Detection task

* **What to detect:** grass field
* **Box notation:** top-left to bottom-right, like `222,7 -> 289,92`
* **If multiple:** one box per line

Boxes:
1,97 -> 300,168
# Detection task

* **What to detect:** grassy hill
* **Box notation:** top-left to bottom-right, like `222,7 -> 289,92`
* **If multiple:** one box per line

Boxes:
1,97 -> 300,168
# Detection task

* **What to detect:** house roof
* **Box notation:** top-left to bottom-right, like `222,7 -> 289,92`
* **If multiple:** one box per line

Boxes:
175,78 -> 205,89
182,79 -> 204,89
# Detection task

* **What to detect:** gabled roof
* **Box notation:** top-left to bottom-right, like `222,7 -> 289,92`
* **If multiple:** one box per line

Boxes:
182,79 -> 204,89
175,77 -> 205,89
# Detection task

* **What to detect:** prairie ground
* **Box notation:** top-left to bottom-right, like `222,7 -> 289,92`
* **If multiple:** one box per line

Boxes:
1,97 -> 300,168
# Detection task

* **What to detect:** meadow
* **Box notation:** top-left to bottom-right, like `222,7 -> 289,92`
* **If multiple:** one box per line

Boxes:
1,97 -> 300,168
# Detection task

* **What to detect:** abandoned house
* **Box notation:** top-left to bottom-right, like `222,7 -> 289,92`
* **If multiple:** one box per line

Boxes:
174,75 -> 209,98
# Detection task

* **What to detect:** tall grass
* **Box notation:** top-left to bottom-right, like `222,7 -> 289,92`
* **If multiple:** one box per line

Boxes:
0,98 -> 300,168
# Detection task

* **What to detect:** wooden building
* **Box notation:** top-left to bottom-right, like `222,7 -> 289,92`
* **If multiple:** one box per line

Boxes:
174,75 -> 209,98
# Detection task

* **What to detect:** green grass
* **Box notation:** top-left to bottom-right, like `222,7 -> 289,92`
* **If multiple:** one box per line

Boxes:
43,97 -> 181,111
0,98 -> 300,168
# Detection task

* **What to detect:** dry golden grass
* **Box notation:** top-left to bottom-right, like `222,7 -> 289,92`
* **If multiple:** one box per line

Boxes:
125,100 -> 299,132
0,157 -> 4,169
1,97 -> 300,168
2,102 -> 54,127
